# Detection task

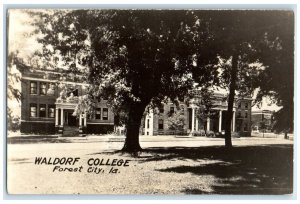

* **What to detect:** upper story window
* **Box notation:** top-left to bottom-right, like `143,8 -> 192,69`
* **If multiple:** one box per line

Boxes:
30,103 -> 37,117
245,112 -> 248,118
102,108 -> 108,120
238,102 -> 241,109
39,104 -> 46,117
95,108 -> 101,119
40,82 -> 47,95
30,82 -> 37,95
67,88 -> 78,97
47,83 -> 55,96
245,102 -> 248,109
159,106 -> 164,114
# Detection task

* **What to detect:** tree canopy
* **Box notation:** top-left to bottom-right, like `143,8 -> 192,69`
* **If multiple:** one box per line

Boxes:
193,11 -> 294,146
13,9 -> 293,152
32,10 -> 220,152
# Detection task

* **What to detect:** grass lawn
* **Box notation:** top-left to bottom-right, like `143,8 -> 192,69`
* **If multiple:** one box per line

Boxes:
7,143 -> 293,195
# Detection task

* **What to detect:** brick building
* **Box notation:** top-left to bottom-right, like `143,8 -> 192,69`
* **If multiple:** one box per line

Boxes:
20,68 -> 114,136
141,93 -> 252,136
20,68 -> 252,136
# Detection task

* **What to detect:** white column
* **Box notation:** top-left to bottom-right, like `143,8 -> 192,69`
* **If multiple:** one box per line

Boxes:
149,111 -> 154,136
55,108 -> 59,126
79,114 -> 82,126
195,117 -> 199,131
144,115 -> 147,136
191,108 -> 195,132
232,111 -> 236,132
60,108 -> 64,126
207,117 -> 210,131
219,110 -> 222,132
84,112 -> 87,127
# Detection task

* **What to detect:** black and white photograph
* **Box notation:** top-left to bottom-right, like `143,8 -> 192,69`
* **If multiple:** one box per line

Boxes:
6,8 -> 294,195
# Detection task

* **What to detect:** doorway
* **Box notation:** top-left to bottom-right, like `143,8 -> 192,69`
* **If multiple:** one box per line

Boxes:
64,110 -> 79,126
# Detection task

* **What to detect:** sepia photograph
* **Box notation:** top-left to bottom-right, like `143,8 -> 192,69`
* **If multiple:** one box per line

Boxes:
6,8 -> 294,195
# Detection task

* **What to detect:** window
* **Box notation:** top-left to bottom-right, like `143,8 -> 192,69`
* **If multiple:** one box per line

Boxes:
245,112 -> 248,118
158,119 -> 164,130
40,82 -> 47,95
39,104 -> 46,117
30,104 -> 37,117
67,88 -> 78,97
147,119 -> 150,128
245,102 -> 248,109
237,112 -> 241,118
47,83 -> 55,95
48,105 -> 55,118
244,123 -> 248,131
96,108 -> 101,119
238,102 -> 241,108
159,107 -> 164,114
73,89 -> 79,97
170,107 -> 175,115
30,82 -> 37,94
102,108 -> 108,120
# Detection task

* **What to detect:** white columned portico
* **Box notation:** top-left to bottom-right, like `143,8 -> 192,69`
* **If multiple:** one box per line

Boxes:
60,108 -> 64,126
219,110 -> 222,132
206,116 -> 210,131
55,108 -> 59,126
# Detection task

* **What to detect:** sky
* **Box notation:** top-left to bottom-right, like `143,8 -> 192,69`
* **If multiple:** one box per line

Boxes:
7,9 -> 282,117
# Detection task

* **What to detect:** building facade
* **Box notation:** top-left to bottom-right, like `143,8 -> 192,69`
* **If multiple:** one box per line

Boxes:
20,68 -> 252,136
141,93 -> 252,137
20,69 -> 114,136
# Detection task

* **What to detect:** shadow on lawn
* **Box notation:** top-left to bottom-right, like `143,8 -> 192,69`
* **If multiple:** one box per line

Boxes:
142,144 -> 293,195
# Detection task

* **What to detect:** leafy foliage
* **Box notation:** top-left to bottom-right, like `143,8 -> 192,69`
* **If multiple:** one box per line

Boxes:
166,109 -> 186,131
30,10 -> 219,152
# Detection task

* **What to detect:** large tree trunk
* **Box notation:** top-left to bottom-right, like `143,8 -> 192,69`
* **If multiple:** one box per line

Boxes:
225,52 -> 238,148
122,103 -> 146,153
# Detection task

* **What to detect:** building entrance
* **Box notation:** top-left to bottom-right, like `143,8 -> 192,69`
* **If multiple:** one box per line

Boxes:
64,110 -> 78,127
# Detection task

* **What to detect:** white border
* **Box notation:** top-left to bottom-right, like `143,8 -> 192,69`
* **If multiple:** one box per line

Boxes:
1,1 -> 299,203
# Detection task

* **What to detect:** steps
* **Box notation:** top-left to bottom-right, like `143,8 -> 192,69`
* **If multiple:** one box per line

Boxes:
63,126 -> 79,137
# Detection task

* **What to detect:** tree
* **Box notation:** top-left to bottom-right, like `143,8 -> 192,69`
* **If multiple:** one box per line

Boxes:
198,11 -> 293,148
260,121 -> 266,138
193,88 -> 215,135
255,12 -> 294,139
166,110 -> 185,135
32,10 -> 219,153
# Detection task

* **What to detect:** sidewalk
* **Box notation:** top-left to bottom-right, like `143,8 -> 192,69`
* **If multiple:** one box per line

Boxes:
7,132 -> 293,144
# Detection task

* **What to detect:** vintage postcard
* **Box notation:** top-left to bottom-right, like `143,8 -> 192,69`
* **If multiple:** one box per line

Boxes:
6,8 -> 294,195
